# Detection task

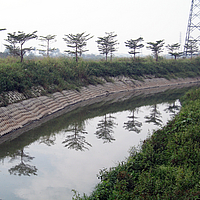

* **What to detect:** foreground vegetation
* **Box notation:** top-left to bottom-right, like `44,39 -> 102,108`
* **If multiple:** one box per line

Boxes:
0,56 -> 200,95
73,88 -> 200,199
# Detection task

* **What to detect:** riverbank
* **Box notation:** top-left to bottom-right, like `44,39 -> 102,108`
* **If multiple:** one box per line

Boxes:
0,76 -> 200,144
75,86 -> 200,199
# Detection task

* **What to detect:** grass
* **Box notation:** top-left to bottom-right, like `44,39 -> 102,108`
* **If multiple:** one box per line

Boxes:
0,56 -> 200,95
0,56 -> 200,199
73,88 -> 200,199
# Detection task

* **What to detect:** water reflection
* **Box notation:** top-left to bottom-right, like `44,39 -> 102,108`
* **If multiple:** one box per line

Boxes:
164,101 -> 181,117
0,85 -> 199,199
39,134 -> 56,146
95,114 -> 117,143
123,108 -> 142,133
63,121 -> 92,151
0,87 -> 195,158
145,104 -> 163,126
8,148 -> 37,176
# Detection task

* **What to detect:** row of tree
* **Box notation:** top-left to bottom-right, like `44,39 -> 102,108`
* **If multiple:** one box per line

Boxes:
0,29 -> 199,62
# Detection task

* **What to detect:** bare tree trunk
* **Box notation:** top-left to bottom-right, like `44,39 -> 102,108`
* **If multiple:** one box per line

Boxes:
20,44 -> 23,62
47,39 -> 50,57
156,52 -> 158,62
76,44 -> 78,62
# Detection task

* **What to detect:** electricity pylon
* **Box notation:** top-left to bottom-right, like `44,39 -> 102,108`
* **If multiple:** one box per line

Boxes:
184,0 -> 200,55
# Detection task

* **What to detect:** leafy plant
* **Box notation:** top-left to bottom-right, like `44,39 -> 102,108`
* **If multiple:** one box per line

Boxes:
0,56 -> 200,97
74,88 -> 200,199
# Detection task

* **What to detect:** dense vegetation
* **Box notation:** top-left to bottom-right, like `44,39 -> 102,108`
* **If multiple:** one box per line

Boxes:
73,87 -> 200,199
0,56 -> 200,95
1,55 -> 200,199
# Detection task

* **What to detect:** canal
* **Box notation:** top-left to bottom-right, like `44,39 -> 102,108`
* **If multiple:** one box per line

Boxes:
0,85 -> 199,200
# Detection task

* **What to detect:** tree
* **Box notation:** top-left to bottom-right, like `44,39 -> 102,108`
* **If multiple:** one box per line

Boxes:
4,31 -> 37,62
96,35 -> 110,61
63,32 -> 93,62
38,34 -> 56,57
184,40 -> 199,59
146,40 -> 165,61
166,43 -> 182,60
125,37 -> 144,60
0,29 -> 6,55
96,32 -> 118,61
108,32 -> 119,61
4,32 -> 20,57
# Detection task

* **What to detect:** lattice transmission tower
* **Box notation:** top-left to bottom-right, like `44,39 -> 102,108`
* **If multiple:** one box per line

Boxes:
184,0 -> 200,55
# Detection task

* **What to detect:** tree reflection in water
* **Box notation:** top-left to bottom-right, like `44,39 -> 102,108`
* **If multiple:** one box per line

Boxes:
95,114 -> 117,143
39,134 -> 56,146
62,121 -> 92,151
164,101 -> 181,117
123,108 -> 142,133
145,104 -> 163,126
8,148 -> 37,176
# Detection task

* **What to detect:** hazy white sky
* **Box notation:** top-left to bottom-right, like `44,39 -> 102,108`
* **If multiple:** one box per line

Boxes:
0,0 -> 192,55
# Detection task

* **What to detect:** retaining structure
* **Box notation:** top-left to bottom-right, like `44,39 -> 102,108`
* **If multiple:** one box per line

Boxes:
0,76 -> 200,144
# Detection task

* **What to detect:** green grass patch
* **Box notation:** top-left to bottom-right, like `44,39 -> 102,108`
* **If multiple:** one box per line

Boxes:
0,56 -> 200,95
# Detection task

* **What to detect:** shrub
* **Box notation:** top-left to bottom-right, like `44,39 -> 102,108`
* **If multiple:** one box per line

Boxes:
1,56 -> 200,94
75,88 -> 200,199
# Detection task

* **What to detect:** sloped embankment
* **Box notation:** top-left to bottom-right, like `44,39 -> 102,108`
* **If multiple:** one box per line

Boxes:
81,84 -> 200,200
0,76 -> 200,144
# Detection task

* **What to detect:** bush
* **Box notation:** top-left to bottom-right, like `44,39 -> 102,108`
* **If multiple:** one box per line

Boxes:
1,56 -> 200,94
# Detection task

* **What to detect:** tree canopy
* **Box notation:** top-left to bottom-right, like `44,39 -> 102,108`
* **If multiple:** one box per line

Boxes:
4,31 -> 37,62
125,37 -> 144,60
63,32 -> 93,62
184,40 -> 199,59
166,43 -> 182,60
96,32 -> 118,61
147,40 -> 165,61
38,34 -> 56,57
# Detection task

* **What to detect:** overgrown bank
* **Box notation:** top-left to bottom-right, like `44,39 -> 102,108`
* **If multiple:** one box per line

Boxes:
0,57 -> 200,198
1,56 -> 200,95
74,88 -> 200,199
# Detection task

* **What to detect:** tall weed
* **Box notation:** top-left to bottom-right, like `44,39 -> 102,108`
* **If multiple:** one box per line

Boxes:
1,57 -> 200,94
